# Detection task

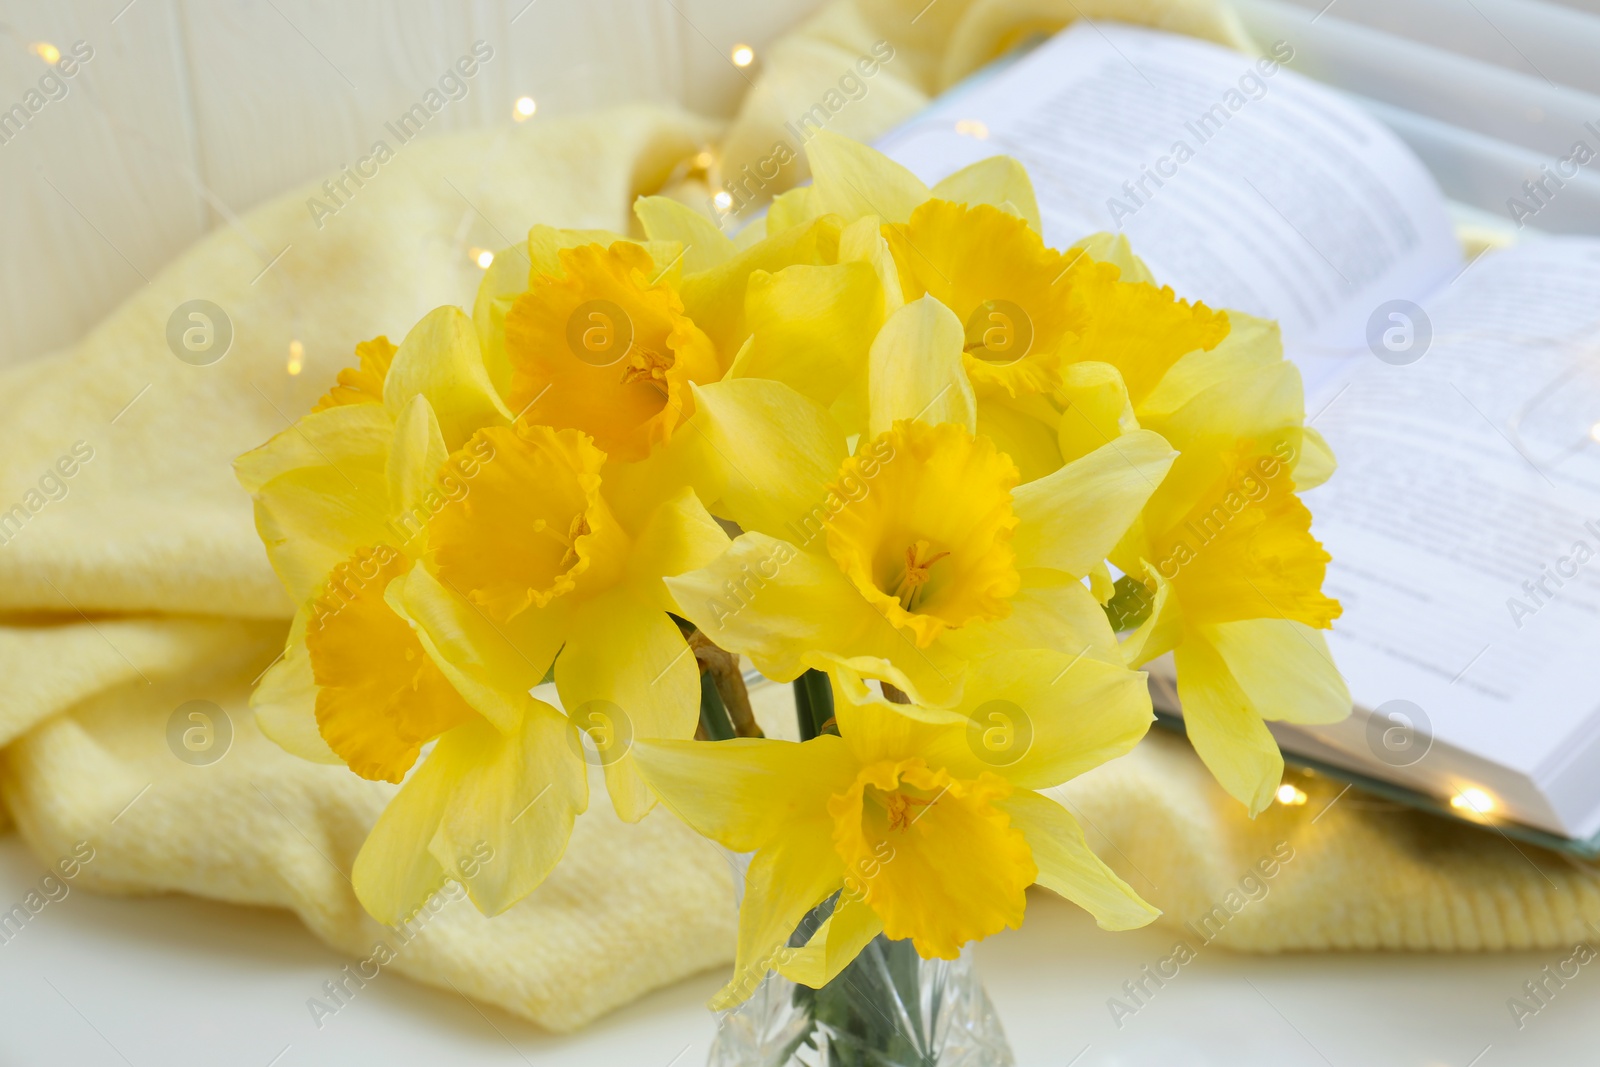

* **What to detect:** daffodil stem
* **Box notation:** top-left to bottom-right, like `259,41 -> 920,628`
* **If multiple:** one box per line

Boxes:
1102,574 -> 1155,633
698,669 -> 737,741
687,630 -> 764,738
793,669 -> 834,741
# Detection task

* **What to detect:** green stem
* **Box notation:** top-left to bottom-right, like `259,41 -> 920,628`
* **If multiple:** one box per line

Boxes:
699,668 -> 737,741
792,668 -> 834,741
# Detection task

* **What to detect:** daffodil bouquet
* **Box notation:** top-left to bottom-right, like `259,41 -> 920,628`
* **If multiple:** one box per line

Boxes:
238,131 -> 1348,1061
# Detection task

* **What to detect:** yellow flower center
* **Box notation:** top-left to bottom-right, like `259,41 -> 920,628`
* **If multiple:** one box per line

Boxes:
828,757 -> 1034,959
504,242 -> 719,462
428,423 -> 626,621
824,421 -> 1020,647
305,545 -> 477,783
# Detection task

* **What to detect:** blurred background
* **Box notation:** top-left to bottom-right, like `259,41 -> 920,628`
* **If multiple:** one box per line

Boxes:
5,0 -> 1600,371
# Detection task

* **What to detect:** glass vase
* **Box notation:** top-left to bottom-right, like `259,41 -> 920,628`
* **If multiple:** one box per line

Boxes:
708,903 -> 1015,1067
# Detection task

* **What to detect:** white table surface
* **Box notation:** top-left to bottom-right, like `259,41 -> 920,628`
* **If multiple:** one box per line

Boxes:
2,833 -> 1593,1066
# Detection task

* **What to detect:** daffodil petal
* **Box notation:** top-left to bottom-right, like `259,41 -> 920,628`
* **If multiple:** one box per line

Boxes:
632,735 -> 855,851
831,694 -> 960,767
527,224 -> 632,276
839,214 -> 904,316
428,703 -> 587,916
235,402 -> 393,494
868,295 -> 976,436
952,649 -> 1153,791
1117,566 -> 1182,668
814,649 -> 966,719
555,589 -> 702,821
1069,231 -> 1156,284
1203,619 -> 1350,725
471,242 -> 529,399
944,569 -> 1119,667
766,186 -> 817,235
625,485 -> 731,612
712,821 -> 846,1010
386,395 -> 448,553
1002,790 -> 1159,930
387,564 -> 567,734
352,728 -> 471,925
1137,312 -> 1282,422
1011,429 -> 1175,576
252,608 -> 342,764
252,460 -> 391,606
975,394 -> 1063,483
1173,632 -> 1283,816
733,216 -> 769,251
680,380 -> 845,539
633,195 -> 736,273
806,129 -> 930,224
667,534 -> 964,708
384,305 -> 511,450
931,155 -> 1041,233
777,894 -> 886,990
1056,361 -> 1137,465
727,261 -> 885,415
681,215 -> 843,370
1294,427 -> 1336,491
1155,359 -> 1304,451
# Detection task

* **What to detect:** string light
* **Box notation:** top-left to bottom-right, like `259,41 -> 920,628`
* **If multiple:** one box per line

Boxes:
470,248 -> 495,269
731,44 -> 754,68
1275,783 -> 1308,806
286,339 -> 304,376
513,96 -> 537,121
30,42 -> 61,64
713,191 -> 734,211
955,119 -> 990,140
1451,787 -> 1495,814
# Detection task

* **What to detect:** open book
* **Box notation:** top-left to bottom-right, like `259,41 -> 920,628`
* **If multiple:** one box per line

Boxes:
876,22 -> 1600,848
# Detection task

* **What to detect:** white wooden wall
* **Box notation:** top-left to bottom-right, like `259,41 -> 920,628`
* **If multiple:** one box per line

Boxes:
0,0 -> 819,368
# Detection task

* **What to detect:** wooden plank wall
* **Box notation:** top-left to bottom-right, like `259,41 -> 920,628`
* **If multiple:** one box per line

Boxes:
0,0 -> 817,368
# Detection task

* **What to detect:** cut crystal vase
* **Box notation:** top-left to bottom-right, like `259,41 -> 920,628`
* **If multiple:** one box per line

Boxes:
708,908 -> 1015,1067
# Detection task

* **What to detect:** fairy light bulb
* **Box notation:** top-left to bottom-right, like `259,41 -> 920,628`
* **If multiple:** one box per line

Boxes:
471,247 -> 495,269
713,191 -> 733,211
30,42 -> 61,64
1275,783 -> 1308,806
287,339 -> 304,376
954,119 -> 990,140
1451,787 -> 1495,814
694,150 -> 715,170
1589,421 -> 1600,444
513,96 -> 536,121
731,44 -> 754,68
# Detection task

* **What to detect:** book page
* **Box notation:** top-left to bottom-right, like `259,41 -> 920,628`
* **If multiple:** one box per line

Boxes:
1302,239 -> 1600,791
876,22 -> 1461,355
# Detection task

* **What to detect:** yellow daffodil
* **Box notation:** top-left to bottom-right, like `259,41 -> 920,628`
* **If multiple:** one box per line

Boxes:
664,296 -> 1176,711
1111,350 -> 1348,815
633,649 -> 1158,1007
504,240 -> 719,462
237,302 -> 727,925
